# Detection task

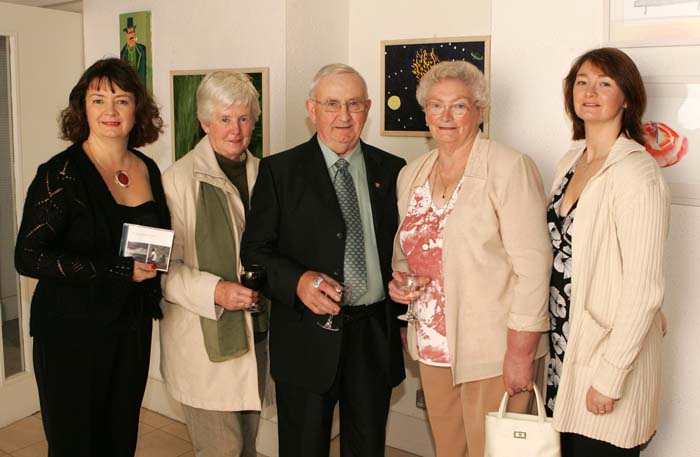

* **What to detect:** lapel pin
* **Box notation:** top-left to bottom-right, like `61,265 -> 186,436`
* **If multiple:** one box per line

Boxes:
374,181 -> 381,189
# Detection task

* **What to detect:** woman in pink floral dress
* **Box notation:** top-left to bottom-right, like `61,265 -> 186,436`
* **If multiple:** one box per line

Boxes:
389,61 -> 552,457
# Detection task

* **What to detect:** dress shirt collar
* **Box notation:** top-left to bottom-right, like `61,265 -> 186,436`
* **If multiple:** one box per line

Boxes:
317,137 -> 363,171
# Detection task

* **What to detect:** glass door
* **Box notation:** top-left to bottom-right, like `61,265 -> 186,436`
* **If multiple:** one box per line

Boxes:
0,3 -> 83,427
0,35 -> 23,381
0,32 -> 39,428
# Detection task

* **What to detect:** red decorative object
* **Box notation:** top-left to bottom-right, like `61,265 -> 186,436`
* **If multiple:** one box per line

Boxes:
643,121 -> 688,168
115,170 -> 131,188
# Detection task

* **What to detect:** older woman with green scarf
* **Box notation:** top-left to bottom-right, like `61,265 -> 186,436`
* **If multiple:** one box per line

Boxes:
160,71 -> 267,457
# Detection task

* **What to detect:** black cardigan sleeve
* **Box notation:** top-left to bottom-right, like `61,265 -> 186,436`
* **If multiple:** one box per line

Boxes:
14,158 -> 134,283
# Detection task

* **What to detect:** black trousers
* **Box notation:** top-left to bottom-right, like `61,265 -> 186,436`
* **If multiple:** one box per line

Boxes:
561,432 -> 641,457
33,318 -> 152,457
275,308 -> 393,457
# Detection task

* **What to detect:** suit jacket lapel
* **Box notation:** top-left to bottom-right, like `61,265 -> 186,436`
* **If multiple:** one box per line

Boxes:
362,142 -> 390,234
300,136 -> 343,220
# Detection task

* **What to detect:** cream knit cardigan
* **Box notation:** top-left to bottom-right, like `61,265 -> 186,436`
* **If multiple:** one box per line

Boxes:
550,137 -> 670,448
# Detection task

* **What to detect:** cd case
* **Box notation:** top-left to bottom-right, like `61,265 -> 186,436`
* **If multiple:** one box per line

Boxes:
119,223 -> 175,272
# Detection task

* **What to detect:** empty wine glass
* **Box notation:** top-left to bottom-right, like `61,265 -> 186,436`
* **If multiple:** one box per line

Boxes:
397,272 -> 423,322
317,283 -> 351,332
241,264 -> 266,313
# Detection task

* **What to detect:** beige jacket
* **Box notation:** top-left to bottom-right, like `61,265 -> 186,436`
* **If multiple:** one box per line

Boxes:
159,136 -> 261,411
392,135 -> 552,385
550,137 -> 670,448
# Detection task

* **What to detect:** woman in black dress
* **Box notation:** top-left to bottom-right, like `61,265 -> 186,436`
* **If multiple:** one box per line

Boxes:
15,58 -> 169,457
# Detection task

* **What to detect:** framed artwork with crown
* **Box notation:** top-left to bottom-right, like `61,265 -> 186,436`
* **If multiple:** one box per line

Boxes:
380,36 -> 490,137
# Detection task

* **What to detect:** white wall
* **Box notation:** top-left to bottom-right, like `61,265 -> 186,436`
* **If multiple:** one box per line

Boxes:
490,0 -> 601,185
285,0 -> 349,147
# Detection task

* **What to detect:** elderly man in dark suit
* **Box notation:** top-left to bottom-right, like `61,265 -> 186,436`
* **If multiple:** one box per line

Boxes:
241,63 -> 406,457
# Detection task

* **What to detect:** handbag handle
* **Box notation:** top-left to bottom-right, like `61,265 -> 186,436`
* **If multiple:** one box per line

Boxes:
496,383 -> 546,423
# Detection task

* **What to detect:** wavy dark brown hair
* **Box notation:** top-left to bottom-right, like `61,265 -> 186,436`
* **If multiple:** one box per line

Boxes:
563,47 -> 647,145
59,58 -> 163,148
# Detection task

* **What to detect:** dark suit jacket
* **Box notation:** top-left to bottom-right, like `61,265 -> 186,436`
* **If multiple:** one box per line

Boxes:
15,143 -> 170,339
241,136 -> 406,394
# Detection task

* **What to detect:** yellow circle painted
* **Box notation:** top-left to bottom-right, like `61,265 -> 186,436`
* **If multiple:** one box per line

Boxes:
387,95 -> 401,110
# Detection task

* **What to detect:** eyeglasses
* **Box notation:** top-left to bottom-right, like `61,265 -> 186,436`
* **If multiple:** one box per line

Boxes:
424,100 -> 474,118
312,99 -> 368,113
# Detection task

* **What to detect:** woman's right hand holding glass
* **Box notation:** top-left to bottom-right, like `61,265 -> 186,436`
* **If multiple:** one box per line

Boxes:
214,280 -> 259,311
391,271 -> 429,322
389,271 -> 427,303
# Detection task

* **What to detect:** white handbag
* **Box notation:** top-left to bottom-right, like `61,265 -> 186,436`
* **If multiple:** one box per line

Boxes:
484,384 -> 561,457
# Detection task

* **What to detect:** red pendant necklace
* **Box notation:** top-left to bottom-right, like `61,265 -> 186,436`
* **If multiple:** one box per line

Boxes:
86,142 -> 132,188
114,169 -> 131,188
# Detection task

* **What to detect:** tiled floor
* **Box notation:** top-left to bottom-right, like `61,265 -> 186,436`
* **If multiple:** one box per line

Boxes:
0,409 -> 419,457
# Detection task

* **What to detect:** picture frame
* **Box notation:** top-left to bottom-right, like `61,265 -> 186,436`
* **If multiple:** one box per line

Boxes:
170,68 -> 270,161
381,36 -> 491,137
643,76 -> 700,206
605,0 -> 700,47
119,11 -> 153,92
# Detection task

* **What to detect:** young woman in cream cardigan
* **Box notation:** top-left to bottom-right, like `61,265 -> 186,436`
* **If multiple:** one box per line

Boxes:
546,47 -> 670,456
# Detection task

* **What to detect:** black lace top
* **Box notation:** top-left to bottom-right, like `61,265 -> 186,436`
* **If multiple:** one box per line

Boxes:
15,143 -> 170,338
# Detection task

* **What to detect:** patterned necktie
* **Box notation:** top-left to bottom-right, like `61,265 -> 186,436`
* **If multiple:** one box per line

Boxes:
332,158 -> 368,301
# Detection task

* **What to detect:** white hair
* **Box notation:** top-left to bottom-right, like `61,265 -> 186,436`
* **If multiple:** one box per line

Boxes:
308,63 -> 368,99
415,60 -> 489,110
196,71 -> 261,124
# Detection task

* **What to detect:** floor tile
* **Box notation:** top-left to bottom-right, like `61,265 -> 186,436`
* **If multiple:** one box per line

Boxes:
161,421 -> 191,442
138,422 -> 156,436
135,429 -> 192,457
0,417 -> 46,453
12,440 -> 48,457
327,436 -> 418,457
386,446 -> 420,456
139,408 -> 175,429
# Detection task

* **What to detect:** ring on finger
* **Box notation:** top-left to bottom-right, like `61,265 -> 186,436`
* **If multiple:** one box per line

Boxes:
313,276 -> 324,289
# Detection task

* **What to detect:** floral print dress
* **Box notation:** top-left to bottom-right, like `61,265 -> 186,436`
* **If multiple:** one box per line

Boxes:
546,167 -> 576,416
399,178 -> 464,366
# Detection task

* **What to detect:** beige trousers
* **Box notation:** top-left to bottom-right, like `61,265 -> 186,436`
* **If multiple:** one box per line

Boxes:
419,357 -> 545,457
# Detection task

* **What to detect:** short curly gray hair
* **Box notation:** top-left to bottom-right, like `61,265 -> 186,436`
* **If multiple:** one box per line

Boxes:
196,71 -> 261,124
416,61 -> 489,110
308,63 -> 368,100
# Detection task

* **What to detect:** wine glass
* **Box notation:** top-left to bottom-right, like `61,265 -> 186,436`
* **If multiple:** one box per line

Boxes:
240,264 -> 266,313
317,283 -> 351,332
397,272 -> 422,322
